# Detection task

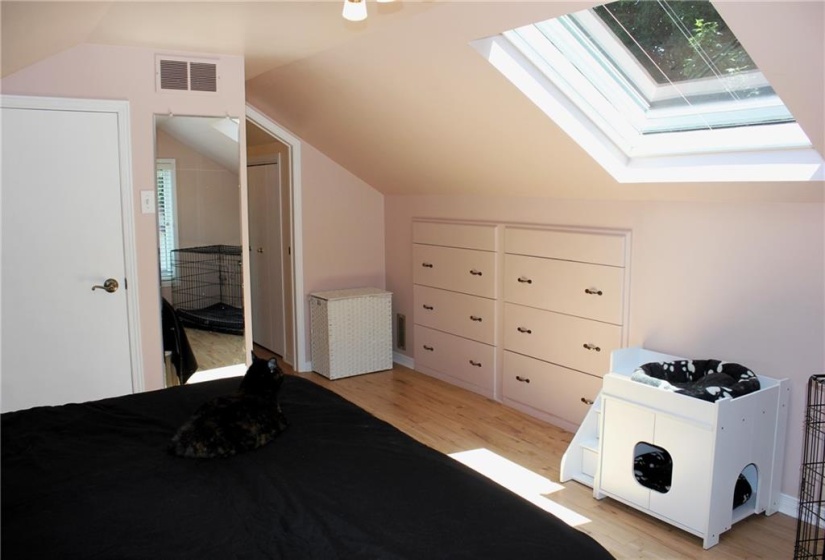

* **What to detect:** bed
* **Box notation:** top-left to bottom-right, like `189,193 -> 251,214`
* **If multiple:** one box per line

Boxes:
1,373 -> 613,559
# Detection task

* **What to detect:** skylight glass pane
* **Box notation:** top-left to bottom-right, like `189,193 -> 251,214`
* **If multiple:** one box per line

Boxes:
504,0 -> 797,138
593,0 -> 756,85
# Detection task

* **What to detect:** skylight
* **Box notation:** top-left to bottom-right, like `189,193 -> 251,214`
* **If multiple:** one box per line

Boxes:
471,0 -> 824,183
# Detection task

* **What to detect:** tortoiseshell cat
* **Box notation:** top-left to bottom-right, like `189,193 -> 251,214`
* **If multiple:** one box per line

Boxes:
169,354 -> 289,459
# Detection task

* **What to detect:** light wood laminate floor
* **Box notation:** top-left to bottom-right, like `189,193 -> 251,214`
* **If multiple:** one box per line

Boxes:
256,352 -> 795,559
186,328 -> 245,371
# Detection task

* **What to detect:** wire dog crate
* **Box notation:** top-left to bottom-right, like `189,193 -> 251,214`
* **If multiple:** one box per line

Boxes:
170,245 -> 244,335
795,375 -> 825,559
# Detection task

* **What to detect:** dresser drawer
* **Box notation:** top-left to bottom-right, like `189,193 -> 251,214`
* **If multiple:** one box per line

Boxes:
413,244 -> 496,298
505,227 -> 626,267
503,303 -> 620,375
503,351 -> 601,426
413,285 -> 495,345
413,221 -> 497,251
504,254 -> 624,324
414,325 -> 496,392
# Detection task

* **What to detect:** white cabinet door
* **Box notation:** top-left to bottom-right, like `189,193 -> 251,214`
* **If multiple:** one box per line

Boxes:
248,162 -> 285,356
599,395 -> 714,534
1,99 -> 135,412
649,414 -> 713,533
599,397 -> 655,510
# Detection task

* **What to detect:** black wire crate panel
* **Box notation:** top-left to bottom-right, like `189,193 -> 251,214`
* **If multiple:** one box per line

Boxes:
795,375 -> 825,559
170,245 -> 244,335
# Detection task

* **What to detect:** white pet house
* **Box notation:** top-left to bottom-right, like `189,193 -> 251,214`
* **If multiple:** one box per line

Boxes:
562,347 -> 790,549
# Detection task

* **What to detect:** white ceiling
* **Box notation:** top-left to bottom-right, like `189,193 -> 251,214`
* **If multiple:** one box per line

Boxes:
2,1 -> 823,202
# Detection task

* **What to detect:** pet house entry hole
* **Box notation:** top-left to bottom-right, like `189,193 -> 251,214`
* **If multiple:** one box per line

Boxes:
633,442 -> 672,494
734,463 -> 757,510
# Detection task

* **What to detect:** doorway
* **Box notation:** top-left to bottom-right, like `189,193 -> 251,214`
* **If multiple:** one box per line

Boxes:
247,140 -> 286,358
245,107 -> 303,370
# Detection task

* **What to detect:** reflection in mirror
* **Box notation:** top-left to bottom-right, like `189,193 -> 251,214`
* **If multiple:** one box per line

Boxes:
155,115 -> 244,385
246,120 -> 292,365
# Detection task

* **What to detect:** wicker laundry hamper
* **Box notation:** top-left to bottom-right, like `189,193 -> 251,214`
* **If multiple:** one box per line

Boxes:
310,288 -> 393,379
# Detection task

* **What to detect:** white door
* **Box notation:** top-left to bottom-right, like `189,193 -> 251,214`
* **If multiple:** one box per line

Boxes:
248,162 -> 285,356
1,97 -> 138,412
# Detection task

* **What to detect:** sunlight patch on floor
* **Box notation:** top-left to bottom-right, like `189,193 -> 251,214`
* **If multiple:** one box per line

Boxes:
186,363 -> 246,384
449,448 -> 591,527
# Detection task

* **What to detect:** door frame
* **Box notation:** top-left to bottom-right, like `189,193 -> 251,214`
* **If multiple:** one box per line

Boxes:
245,104 -> 306,371
0,94 -> 144,392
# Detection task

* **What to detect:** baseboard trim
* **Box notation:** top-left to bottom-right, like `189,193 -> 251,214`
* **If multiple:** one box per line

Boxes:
393,352 -> 414,369
779,493 -> 798,518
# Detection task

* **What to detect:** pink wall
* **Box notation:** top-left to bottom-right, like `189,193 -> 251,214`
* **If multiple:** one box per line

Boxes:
384,194 -> 824,499
1,44 -> 246,391
0,43 -> 388,382
300,142 -> 387,363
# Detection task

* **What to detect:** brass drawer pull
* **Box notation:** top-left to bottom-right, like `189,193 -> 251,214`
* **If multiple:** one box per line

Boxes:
423,345 -> 434,351
583,343 -> 601,352
469,269 -> 483,276
581,397 -> 594,405
516,375 -> 531,383
421,262 -> 434,268
469,360 -> 482,367
469,315 -> 483,322
422,304 -> 434,311
517,327 -> 532,334
517,276 -> 533,284
584,288 -> 603,296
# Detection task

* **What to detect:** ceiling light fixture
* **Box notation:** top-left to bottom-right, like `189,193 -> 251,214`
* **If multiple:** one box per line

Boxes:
342,0 -> 394,22
342,0 -> 367,22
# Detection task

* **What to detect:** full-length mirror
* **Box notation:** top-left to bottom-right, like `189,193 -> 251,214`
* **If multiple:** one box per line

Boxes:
155,115 -> 244,384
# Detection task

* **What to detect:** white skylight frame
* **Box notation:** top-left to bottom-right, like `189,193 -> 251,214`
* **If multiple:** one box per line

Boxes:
527,11 -> 795,137
471,4 -> 824,183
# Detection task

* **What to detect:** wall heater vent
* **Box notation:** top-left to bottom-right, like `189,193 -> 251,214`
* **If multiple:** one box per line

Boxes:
156,56 -> 218,93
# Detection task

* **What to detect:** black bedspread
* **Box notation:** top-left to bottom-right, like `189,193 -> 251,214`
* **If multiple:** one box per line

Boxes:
1,375 -> 612,559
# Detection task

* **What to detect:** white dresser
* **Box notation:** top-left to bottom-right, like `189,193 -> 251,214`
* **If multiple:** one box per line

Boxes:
501,226 -> 629,431
411,219 -> 630,431
412,221 -> 499,397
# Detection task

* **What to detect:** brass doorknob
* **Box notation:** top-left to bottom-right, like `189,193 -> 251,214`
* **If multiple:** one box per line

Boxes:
92,278 -> 119,293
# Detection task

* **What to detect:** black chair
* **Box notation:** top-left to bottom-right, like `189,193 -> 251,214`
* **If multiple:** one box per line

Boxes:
161,297 -> 198,384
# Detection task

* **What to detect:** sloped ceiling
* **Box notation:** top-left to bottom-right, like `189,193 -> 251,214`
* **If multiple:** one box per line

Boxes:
2,1 -> 823,202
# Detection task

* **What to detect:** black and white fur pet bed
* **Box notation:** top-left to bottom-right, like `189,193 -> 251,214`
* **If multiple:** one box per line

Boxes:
630,359 -> 760,402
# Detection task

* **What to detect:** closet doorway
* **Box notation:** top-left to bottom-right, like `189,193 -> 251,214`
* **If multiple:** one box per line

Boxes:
246,119 -> 293,365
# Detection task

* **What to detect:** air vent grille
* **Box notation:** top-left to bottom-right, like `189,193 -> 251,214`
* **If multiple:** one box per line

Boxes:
156,56 -> 218,93
189,62 -> 217,92
159,59 -> 189,91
